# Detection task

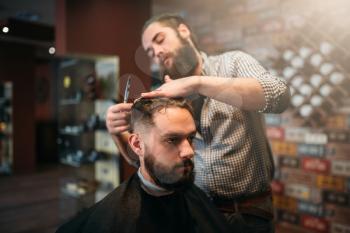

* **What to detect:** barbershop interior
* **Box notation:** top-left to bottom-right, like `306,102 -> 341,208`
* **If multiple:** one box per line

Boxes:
0,0 -> 350,232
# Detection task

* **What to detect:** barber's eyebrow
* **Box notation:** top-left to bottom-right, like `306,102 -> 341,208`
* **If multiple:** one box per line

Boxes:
145,32 -> 162,55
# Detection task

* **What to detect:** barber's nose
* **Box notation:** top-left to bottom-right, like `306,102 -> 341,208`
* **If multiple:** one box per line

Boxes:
154,45 -> 164,59
179,139 -> 194,159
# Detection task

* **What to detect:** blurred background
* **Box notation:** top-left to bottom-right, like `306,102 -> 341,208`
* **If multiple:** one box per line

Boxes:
0,0 -> 349,232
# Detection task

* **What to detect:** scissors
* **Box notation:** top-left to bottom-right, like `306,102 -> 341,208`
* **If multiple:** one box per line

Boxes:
123,76 -> 131,103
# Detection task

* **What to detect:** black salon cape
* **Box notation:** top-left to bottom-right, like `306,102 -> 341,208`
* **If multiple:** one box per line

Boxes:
56,174 -> 232,233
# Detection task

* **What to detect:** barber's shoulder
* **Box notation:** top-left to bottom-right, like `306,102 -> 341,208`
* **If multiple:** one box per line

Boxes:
207,50 -> 244,63
224,50 -> 249,60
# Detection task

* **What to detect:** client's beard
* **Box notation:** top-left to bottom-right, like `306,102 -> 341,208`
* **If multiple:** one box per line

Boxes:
160,39 -> 199,80
144,152 -> 194,191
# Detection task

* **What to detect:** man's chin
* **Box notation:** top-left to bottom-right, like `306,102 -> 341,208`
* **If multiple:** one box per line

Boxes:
158,172 -> 195,191
162,179 -> 193,191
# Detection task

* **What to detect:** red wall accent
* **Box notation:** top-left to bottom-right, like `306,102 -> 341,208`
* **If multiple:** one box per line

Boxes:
35,62 -> 54,121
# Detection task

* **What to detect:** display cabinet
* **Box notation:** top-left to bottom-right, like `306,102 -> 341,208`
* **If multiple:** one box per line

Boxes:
55,55 -> 120,216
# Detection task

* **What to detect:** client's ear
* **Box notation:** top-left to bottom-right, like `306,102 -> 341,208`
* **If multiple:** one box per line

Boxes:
128,133 -> 144,158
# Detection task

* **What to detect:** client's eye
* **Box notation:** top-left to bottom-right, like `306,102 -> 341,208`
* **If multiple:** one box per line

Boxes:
166,137 -> 179,145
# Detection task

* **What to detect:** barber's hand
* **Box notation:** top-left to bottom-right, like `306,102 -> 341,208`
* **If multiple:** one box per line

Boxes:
106,103 -> 132,135
141,75 -> 198,98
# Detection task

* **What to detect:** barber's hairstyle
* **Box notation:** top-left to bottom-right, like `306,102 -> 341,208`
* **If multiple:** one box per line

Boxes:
130,97 -> 194,132
142,13 -> 199,50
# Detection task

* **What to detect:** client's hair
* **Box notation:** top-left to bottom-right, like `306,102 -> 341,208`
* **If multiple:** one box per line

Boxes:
130,97 -> 193,132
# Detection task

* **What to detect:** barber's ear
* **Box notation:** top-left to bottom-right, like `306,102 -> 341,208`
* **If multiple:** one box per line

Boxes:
128,133 -> 144,158
177,23 -> 190,39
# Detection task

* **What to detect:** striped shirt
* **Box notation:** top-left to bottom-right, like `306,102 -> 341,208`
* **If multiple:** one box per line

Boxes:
193,51 -> 290,202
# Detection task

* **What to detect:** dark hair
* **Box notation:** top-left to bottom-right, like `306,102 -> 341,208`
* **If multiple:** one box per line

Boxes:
142,13 -> 199,50
130,97 -> 194,132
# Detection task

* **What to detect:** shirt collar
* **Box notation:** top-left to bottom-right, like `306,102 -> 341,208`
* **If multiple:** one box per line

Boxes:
200,51 -> 210,76
137,168 -> 174,196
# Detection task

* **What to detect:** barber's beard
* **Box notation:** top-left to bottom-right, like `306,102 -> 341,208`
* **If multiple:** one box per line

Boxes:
143,149 -> 194,191
160,38 -> 199,80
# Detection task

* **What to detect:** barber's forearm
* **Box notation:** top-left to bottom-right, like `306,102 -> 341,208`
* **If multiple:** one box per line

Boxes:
111,133 -> 139,168
194,76 -> 266,111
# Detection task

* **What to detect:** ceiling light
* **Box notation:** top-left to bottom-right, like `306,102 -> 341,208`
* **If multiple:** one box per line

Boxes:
48,47 -> 55,54
2,26 -> 9,33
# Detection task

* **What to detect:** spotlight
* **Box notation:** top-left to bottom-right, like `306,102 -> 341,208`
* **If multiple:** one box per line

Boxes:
49,47 -> 55,54
2,26 -> 9,33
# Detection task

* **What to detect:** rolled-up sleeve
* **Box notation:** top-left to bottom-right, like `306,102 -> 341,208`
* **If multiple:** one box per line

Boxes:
232,51 -> 290,113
